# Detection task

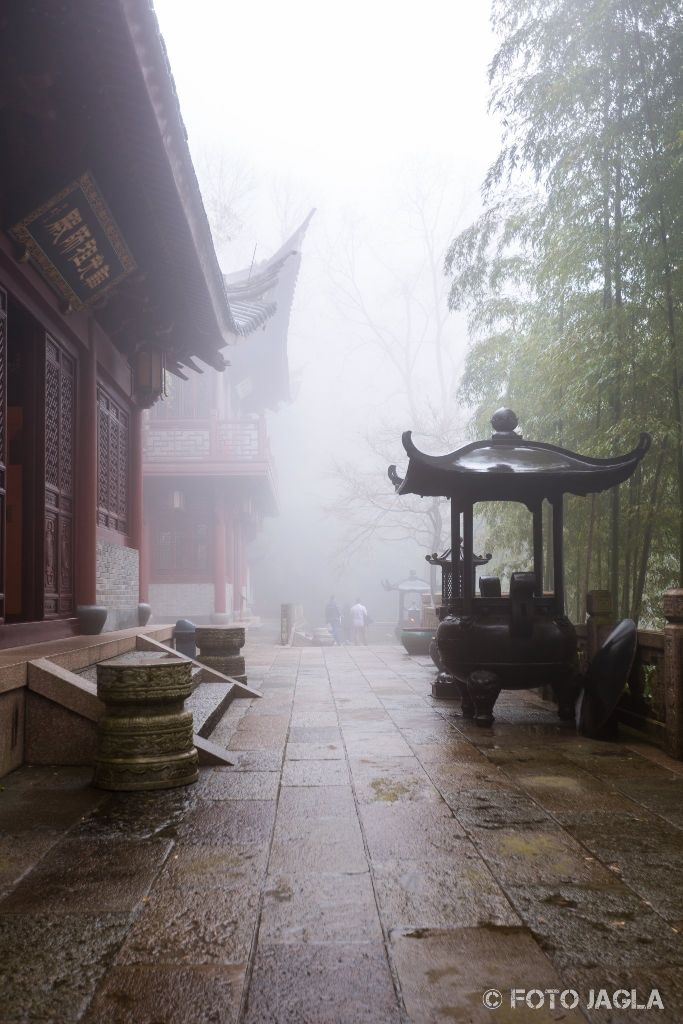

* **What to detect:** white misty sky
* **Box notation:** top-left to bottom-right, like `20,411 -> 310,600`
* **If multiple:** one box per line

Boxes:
153,0 -> 502,616
154,0 -> 499,201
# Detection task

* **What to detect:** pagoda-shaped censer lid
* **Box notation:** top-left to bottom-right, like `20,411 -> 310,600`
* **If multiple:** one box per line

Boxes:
389,409 -> 651,504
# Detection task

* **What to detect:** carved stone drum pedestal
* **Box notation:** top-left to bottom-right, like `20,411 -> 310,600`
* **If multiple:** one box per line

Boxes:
94,655 -> 198,791
195,626 -> 247,683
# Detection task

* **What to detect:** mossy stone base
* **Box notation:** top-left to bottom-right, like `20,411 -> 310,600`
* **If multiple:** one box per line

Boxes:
195,627 -> 248,685
93,748 -> 199,791
94,657 -> 198,791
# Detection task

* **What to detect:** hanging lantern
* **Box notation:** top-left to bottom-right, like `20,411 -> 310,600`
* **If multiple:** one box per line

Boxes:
134,346 -> 165,408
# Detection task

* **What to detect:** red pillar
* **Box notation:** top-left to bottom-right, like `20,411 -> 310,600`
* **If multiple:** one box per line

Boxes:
75,325 -> 97,607
213,495 -> 226,615
224,512 -> 234,617
130,407 -> 144,602
233,518 -> 244,617
140,517 -> 150,603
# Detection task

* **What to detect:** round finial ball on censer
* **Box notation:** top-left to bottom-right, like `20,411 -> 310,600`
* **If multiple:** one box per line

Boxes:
491,408 -> 519,434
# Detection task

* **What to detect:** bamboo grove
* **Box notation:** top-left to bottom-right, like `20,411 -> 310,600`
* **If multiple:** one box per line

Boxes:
446,0 -> 683,626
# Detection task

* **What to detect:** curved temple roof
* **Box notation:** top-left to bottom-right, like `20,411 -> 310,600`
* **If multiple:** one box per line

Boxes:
223,212 -> 315,338
389,409 -> 652,504
382,574 -> 432,594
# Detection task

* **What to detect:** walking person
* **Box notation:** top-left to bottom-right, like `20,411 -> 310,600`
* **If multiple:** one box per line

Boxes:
325,595 -> 342,645
350,598 -> 369,645
341,603 -> 352,644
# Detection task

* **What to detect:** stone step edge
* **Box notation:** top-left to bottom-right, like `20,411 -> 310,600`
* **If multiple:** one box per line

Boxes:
185,682 -> 233,740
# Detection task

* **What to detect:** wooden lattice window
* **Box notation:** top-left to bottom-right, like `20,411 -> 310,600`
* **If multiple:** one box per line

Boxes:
0,288 -> 6,476
0,287 -> 6,621
152,519 -> 211,579
44,335 -> 76,617
97,384 -> 129,533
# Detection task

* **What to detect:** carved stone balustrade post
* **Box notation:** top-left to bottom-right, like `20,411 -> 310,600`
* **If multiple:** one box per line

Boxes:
94,655 -> 198,791
663,589 -> 683,760
195,626 -> 247,683
586,590 -> 614,662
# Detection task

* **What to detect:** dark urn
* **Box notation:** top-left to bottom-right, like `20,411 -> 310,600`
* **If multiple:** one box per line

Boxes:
437,573 -> 578,724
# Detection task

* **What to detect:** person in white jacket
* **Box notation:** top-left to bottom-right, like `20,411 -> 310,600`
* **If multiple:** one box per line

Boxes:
350,599 -> 368,645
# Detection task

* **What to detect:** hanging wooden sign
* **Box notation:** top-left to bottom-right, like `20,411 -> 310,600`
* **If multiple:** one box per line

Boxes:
10,171 -> 136,310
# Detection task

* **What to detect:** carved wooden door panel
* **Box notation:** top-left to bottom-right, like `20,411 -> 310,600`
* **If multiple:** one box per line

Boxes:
97,384 -> 129,534
0,288 -> 6,623
43,335 -> 75,617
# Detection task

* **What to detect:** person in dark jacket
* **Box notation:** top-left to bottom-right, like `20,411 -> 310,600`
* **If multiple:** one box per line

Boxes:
325,595 -> 342,645
341,603 -> 352,644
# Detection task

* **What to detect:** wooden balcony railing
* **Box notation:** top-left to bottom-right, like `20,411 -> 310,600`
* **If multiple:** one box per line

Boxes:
143,414 -> 272,467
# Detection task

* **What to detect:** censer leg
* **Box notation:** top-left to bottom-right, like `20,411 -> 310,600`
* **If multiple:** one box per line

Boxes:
553,677 -> 580,722
467,670 -> 500,726
459,680 -> 475,718
431,671 -> 462,700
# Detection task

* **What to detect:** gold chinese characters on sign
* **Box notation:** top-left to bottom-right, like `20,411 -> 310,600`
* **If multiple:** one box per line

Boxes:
10,171 -> 136,310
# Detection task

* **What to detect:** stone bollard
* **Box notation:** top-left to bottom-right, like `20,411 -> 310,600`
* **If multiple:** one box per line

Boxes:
663,589 -> 683,761
174,618 -> 197,659
195,625 -> 247,683
586,589 -> 615,662
94,655 -> 198,791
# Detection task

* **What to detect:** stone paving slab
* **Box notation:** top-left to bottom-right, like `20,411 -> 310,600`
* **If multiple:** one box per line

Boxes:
0,831 -> 60,902
155,842 -> 269,892
0,911 -> 132,1023
81,963 -> 246,1024
242,943 -> 401,1024
259,872 -> 384,944
198,769 -> 280,801
0,836 -> 172,915
114,883 -> 260,965
504,882 -> 683,971
469,827 -> 616,887
285,739 -> 344,760
358,801 -> 466,861
281,757 -> 350,786
0,765 -> 102,834
371,855 -> 520,930
175,799 -> 277,846
2,638 -> 683,1022
560,966 -> 683,1024
389,926 -> 586,1023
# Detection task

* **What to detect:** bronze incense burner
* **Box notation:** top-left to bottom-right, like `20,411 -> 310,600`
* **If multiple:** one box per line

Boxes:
389,409 -> 650,727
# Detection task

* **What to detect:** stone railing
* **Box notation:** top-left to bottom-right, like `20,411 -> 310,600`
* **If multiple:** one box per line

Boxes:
577,588 -> 682,759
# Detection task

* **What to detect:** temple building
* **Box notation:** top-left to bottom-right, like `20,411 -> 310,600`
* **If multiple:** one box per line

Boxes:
0,0 -> 238,650
142,214 -> 313,623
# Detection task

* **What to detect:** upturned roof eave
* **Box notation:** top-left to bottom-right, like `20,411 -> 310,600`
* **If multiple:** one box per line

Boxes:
118,0 -> 237,350
222,210 -> 315,339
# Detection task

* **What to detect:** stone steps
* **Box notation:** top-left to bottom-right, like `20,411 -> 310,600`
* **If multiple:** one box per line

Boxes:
23,647 -> 239,769
185,682 -> 234,739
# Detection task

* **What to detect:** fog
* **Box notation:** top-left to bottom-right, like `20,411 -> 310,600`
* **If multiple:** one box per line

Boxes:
153,0 -> 500,627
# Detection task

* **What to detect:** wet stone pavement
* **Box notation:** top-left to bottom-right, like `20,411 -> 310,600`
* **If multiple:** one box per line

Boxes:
2,641 -> 683,1023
